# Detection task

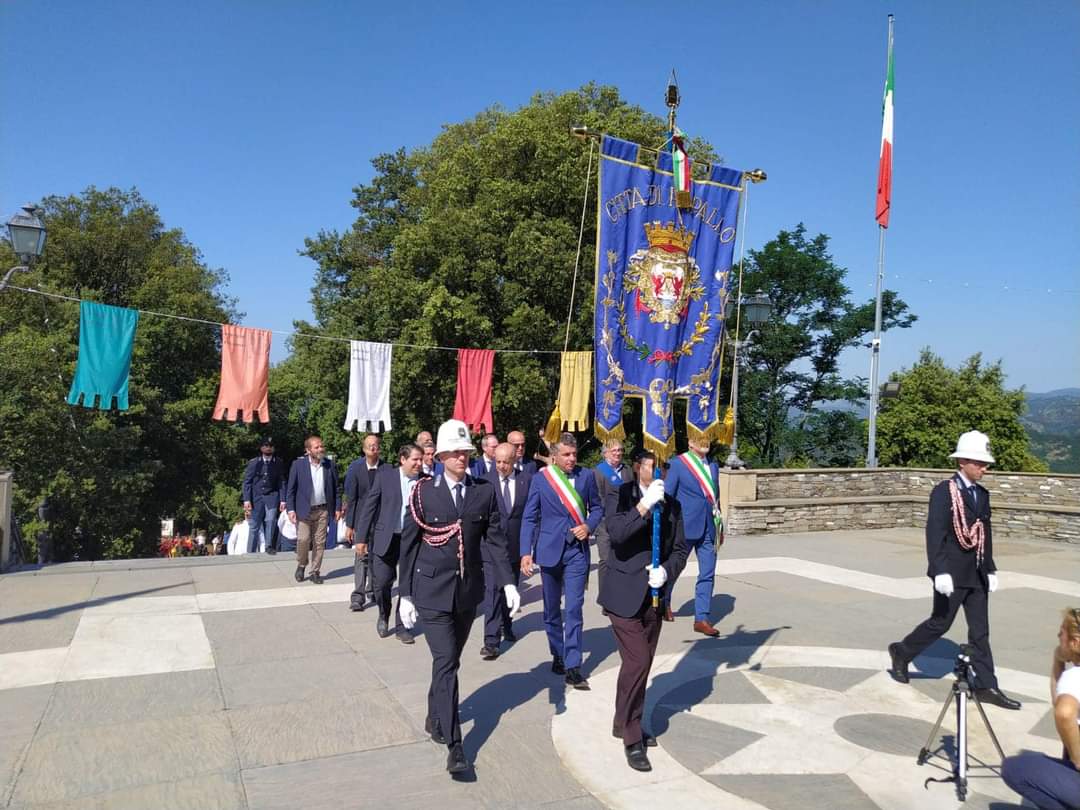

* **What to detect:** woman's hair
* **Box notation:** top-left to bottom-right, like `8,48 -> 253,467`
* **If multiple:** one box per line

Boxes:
1060,607 -> 1080,665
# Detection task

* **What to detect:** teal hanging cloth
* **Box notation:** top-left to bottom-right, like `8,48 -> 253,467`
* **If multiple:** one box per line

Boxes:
67,301 -> 140,411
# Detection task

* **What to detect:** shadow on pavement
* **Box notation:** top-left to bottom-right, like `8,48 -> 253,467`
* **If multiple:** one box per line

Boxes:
0,584 -> 190,625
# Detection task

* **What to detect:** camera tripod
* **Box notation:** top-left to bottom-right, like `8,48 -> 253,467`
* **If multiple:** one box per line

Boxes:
916,652 -> 1005,802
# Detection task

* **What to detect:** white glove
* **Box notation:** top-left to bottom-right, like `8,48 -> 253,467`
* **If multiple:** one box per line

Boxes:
987,573 -> 998,593
399,596 -> 418,629
640,479 -> 665,510
646,564 -> 667,589
933,574 -> 954,597
504,584 -> 521,616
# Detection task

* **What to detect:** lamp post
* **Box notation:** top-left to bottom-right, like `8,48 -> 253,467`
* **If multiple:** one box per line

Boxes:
2,204 -> 47,291
723,290 -> 773,469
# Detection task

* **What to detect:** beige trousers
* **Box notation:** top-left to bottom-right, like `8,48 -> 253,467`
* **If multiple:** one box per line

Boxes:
296,506 -> 329,573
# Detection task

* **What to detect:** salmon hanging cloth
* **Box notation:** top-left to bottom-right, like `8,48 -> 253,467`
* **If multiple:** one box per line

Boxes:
544,351 -> 592,443
452,348 -> 494,433
212,324 -> 271,423
67,301 -> 140,411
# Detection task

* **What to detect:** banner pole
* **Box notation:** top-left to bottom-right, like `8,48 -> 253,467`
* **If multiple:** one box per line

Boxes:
866,224 -> 886,467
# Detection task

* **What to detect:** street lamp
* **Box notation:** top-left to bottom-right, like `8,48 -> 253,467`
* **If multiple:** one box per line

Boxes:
1,204 -> 47,292
723,289 -> 773,469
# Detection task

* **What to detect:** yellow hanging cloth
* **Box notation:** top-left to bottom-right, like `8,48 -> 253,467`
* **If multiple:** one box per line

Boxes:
544,351 -> 593,443
716,405 -> 735,445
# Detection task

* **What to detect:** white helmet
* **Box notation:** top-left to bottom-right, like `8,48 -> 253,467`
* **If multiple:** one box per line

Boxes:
435,419 -> 475,457
949,430 -> 994,464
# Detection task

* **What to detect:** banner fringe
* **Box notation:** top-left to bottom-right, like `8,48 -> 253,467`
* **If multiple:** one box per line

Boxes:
594,420 -> 626,444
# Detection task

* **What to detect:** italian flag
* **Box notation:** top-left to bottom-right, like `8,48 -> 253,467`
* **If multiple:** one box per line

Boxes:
875,29 -> 894,228
672,127 -> 691,194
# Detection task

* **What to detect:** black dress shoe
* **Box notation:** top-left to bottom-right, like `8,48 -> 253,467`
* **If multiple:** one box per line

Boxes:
551,656 -> 566,675
612,727 -> 657,747
376,616 -> 390,638
350,602 -> 364,612
397,629 -> 414,645
625,741 -> 652,772
266,547 -> 277,555
565,667 -> 590,690
446,743 -> 469,774
975,687 -> 1022,710
888,642 -> 910,684
294,566 -> 304,583
480,645 -> 499,660
309,571 -> 324,585
424,717 -> 446,745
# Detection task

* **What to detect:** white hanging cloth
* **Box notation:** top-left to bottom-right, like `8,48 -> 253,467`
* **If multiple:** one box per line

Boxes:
343,340 -> 393,432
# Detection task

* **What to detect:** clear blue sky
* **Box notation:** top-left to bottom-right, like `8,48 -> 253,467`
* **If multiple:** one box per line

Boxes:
3,1 -> 1078,392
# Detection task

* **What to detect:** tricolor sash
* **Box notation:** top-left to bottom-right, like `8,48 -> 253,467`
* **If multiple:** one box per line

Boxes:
541,466 -> 587,526
678,452 -> 723,532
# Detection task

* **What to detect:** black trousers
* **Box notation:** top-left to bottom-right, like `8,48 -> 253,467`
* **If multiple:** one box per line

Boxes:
482,558 -> 520,646
418,602 -> 476,747
897,584 -> 997,689
350,552 -> 374,609
373,535 -> 401,621
609,599 -> 663,746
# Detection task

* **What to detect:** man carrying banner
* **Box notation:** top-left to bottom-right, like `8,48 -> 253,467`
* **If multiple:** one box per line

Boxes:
602,450 -> 687,771
520,432 -> 603,689
397,419 -> 520,776
665,438 -> 724,636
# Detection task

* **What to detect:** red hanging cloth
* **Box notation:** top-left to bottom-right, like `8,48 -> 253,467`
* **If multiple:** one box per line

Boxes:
452,348 -> 494,434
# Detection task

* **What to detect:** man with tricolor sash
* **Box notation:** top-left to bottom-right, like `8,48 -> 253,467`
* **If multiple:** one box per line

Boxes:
520,432 -> 603,689
665,438 -> 724,636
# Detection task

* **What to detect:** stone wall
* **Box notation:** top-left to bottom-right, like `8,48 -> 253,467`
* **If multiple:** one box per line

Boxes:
719,467 -> 1080,543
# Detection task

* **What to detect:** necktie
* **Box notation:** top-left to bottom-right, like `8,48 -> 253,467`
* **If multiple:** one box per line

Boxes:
969,485 -> 977,508
454,483 -> 464,514
502,477 -> 512,510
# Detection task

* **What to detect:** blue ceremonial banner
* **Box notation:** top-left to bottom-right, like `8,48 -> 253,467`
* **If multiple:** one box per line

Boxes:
594,135 -> 744,458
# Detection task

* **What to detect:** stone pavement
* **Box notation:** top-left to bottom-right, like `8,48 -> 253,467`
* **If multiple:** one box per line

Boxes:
1,528 -> 1078,809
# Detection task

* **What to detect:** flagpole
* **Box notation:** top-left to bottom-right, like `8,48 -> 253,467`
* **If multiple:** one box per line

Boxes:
866,13 -> 894,469
866,224 -> 886,467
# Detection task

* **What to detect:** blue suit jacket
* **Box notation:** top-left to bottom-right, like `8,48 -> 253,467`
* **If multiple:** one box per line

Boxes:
469,456 -> 498,480
485,469 -> 532,560
665,454 -> 720,539
520,466 -> 603,567
285,456 -> 339,520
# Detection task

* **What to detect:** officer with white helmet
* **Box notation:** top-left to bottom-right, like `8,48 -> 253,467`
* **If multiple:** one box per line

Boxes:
397,419 -> 521,776
888,430 -> 1021,710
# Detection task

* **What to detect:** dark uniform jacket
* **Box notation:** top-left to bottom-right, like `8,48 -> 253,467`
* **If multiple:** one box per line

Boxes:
343,459 -> 385,530
600,482 -> 689,619
398,474 -> 513,613
925,475 -> 996,588
242,455 -> 286,504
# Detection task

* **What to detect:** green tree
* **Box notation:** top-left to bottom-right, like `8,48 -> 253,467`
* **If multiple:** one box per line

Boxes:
731,225 -> 916,466
875,349 -> 1047,472
290,84 -> 718,458
0,187 -> 251,560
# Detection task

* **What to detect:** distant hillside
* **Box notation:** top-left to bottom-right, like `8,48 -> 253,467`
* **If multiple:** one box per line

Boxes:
1023,390 -> 1080,473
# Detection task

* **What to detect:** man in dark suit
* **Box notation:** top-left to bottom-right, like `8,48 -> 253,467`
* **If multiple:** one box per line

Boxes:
285,435 -> 339,585
355,442 -> 424,643
519,432 -> 603,689
593,439 -> 634,594
603,451 -> 688,772
888,430 -> 1021,710
665,438 -> 724,636
242,437 -> 287,555
469,433 -> 499,479
344,433 -> 384,610
507,430 -> 538,475
398,419 -> 520,776
479,442 -> 531,660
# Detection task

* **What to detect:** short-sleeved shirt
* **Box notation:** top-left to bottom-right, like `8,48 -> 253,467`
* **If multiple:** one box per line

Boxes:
1057,664 -> 1080,725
